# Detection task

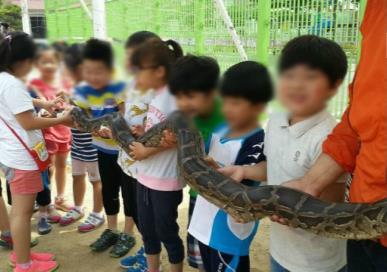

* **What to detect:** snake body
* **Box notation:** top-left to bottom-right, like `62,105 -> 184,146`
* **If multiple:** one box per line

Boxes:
71,108 -> 387,240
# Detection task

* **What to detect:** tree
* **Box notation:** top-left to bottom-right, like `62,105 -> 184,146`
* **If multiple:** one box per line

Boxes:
0,1 -> 22,31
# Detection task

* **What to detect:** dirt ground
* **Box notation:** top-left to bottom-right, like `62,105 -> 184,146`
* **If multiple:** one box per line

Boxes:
0,173 -> 270,272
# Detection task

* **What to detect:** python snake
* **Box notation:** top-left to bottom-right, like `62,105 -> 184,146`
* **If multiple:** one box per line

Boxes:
71,107 -> 387,240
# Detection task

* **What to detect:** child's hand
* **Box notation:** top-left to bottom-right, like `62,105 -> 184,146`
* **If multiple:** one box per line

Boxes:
41,97 -> 64,114
98,126 -> 113,139
129,142 -> 150,161
58,107 -> 74,126
160,129 -> 177,148
218,165 -> 245,183
131,125 -> 145,137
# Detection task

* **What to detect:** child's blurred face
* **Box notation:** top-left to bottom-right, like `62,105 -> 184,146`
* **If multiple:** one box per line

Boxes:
278,64 -> 337,117
133,64 -> 165,91
82,60 -> 112,90
35,50 -> 59,77
65,65 -> 83,84
222,96 -> 263,130
175,91 -> 216,117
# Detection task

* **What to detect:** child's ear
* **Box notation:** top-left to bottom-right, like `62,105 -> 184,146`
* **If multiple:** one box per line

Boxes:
156,66 -> 166,80
253,102 -> 266,113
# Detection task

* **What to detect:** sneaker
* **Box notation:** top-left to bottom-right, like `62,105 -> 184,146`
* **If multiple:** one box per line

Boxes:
59,208 -> 84,226
33,202 -> 39,212
13,259 -> 58,272
0,234 -> 39,249
90,229 -> 119,252
78,213 -> 104,233
110,233 -> 136,258
47,205 -> 61,224
120,247 -> 146,269
37,218 -> 52,235
9,251 -> 55,267
54,196 -> 73,212
126,262 -> 148,272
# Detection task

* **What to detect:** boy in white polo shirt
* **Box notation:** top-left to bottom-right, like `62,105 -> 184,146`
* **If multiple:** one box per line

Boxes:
220,35 -> 348,272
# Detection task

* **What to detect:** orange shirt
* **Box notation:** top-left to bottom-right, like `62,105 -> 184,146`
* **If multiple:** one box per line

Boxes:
322,0 -> 387,245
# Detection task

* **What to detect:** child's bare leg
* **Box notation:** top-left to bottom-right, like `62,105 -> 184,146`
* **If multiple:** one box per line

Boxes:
73,175 -> 86,207
170,262 -> 183,272
124,216 -> 135,235
10,194 -> 36,263
146,254 -> 161,272
0,195 -> 10,232
91,181 -> 103,213
38,205 -> 49,216
54,152 -> 68,197
107,215 -> 118,231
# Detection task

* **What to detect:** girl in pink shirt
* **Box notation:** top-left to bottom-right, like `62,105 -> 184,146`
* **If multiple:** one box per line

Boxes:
30,46 -> 72,213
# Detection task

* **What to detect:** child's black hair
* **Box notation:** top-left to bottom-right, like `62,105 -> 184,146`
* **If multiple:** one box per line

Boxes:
169,55 -> 220,95
35,43 -> 60,61
131,39 -> 183,79
220,61 -> 273,104
83,38 -> 114,69
64,43 -> 84,72
0,31 -> 36,72
52,41 -> 69,55
125,31 -> 161,49
279,35 -> 348,86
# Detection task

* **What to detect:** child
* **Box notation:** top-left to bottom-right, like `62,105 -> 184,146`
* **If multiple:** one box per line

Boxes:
74,38 -> 136,258
169,55 -> 223,271
59,43 -> 104,233
29,45 -> 73,213
188,61 -> 273,272
0,32 -> 71,272
220,35 -> 348,272
117,31 -> 161,269
127,39 -> 184,272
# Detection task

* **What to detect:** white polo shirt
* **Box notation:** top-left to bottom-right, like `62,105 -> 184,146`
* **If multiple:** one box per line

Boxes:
264,110 -> 347,272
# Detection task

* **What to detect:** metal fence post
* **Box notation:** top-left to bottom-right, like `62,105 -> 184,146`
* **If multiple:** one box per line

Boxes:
153,0 -> 161,34
194,0 -> 205,54
256,0 -> 271,65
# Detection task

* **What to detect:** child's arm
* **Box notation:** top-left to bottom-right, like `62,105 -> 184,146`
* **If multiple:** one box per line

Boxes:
129,142 -> 173,161
219,162 -> 267,182
15,109 -> 72,131
32,97 -> 64,113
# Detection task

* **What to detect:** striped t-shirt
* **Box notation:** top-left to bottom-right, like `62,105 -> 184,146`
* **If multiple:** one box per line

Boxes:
73,82 -> 127,154
71,128 -> 98,162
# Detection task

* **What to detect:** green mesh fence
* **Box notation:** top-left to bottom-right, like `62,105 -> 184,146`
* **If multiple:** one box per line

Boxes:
44,0 -> 366,118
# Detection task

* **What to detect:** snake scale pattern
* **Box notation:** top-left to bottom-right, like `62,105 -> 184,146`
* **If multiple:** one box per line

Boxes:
71,107 -> 387,240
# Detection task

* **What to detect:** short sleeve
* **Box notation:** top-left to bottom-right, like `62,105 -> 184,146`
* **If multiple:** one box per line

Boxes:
115,82 -> 128,105
72,87 -> 89,109
235,130 -> 266,186
4,81 -> 34,115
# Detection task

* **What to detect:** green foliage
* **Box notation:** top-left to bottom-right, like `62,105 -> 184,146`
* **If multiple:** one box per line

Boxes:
0,2 -> 22,31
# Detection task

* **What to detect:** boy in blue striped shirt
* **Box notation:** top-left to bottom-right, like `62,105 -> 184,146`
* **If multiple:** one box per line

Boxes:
73,39 -> 136,258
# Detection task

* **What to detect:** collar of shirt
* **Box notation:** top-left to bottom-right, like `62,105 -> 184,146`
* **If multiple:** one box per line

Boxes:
155,85 -> 168,95
278,110 -> 331,138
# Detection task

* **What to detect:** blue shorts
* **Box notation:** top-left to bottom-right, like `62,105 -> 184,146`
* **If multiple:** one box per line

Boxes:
199,241 -> 249,272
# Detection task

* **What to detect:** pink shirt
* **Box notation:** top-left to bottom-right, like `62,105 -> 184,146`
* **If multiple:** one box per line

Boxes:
29,78 -> 71,144
137,86 -> 184,191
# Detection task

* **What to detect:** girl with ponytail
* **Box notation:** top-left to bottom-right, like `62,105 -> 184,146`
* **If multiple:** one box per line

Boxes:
0,32 -> 72,272
125,39 -> 185,272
